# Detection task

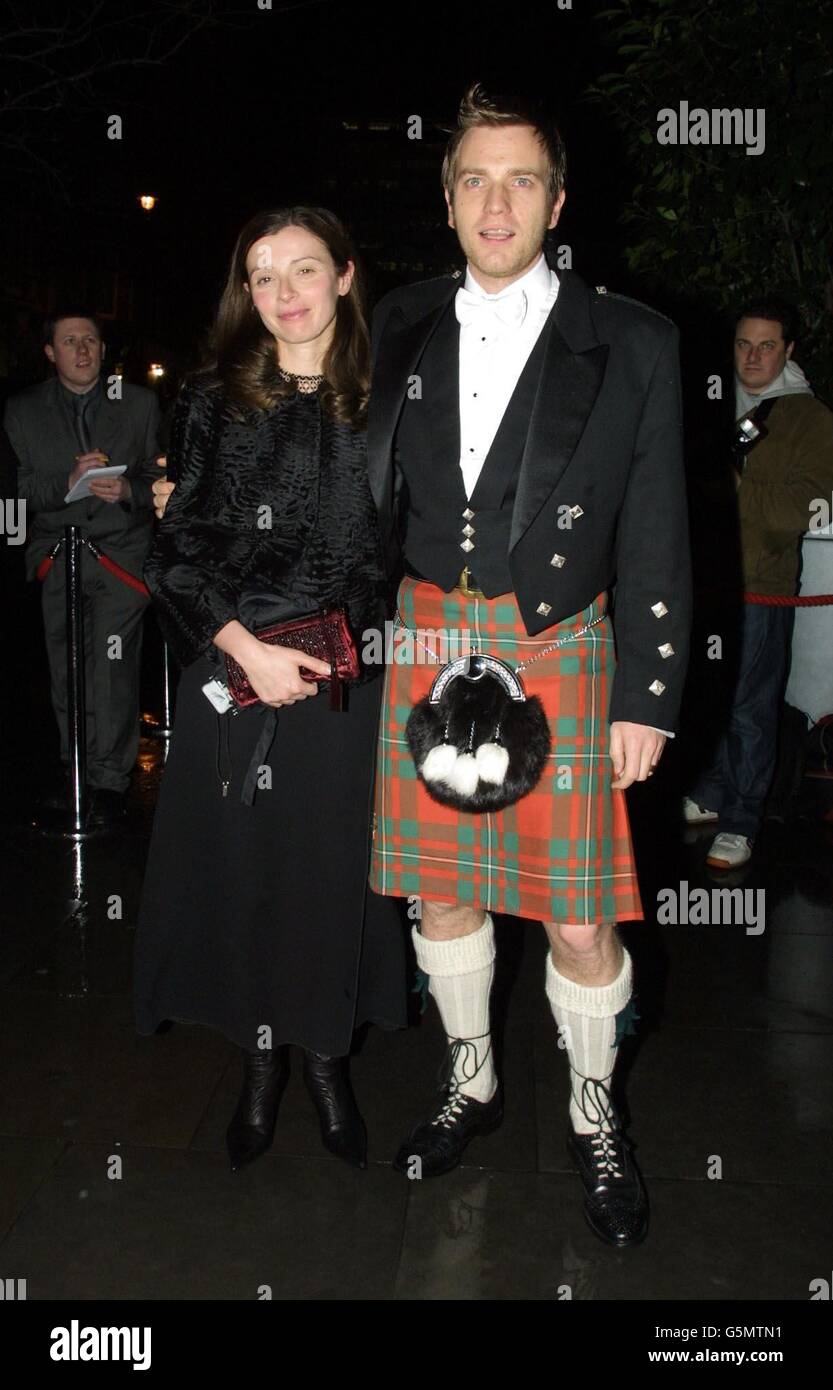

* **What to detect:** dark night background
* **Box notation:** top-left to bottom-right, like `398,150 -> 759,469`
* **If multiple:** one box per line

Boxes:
1,0 -> 756,765
1,1 -> 832,1317
2,0 -> 830,803
1,0 -> 667,396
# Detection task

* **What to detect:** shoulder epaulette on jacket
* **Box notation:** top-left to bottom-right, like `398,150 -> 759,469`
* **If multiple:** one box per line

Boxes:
398,268 -> 463,293
592,285 -> 676,327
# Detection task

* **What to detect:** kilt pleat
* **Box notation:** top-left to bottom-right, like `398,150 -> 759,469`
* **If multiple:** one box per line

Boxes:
368,577 -> 644,925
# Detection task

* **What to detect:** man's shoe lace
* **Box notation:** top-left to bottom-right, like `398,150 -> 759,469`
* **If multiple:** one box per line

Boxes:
431,1033 -> 493,1129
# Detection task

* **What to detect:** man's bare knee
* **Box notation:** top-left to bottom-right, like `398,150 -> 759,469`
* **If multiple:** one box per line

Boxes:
544,921 -> 622,984
420,901 -> 486,941
546,921 -> 614,958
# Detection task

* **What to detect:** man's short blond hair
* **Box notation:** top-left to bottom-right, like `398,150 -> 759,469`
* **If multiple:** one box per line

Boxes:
441,82 -> 567,205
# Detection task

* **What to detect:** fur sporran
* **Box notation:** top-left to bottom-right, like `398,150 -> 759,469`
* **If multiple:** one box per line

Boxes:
405,654 -> 551,813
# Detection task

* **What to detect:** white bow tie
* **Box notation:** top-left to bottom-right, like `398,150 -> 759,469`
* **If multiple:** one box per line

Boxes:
455,285 -> 528,331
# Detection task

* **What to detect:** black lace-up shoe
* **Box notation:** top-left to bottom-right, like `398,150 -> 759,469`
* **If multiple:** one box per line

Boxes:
567,1121 -> 648,1246
393,1085 -> 503,1177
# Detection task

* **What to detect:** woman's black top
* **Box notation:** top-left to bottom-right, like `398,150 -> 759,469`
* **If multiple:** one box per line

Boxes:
143,380 -> 388,670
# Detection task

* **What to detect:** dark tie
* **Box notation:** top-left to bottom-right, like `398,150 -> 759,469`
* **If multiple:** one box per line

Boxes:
73,391 -> 92,454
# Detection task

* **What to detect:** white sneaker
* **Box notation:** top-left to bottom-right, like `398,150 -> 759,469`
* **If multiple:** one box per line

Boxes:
706,832 -> 753,869
682,796 -> 719,824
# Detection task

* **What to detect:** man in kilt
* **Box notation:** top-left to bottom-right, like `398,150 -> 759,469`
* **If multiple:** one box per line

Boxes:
367,84 -> 692,1246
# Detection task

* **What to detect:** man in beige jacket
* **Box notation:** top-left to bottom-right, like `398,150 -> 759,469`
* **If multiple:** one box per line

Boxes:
684,299 -> 833,866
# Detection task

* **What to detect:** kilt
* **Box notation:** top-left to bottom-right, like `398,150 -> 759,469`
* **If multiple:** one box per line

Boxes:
368,577 -> 645,926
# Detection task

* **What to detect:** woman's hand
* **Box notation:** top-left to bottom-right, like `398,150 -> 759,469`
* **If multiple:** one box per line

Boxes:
243,641 -> 332,707
152,457 -> 175,520
212,621 -> 332,707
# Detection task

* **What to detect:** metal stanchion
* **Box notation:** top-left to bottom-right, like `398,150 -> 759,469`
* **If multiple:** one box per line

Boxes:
34,524 -> 103,840
65,524 -> 87,835
32,530 -> 94,992
151,638 -> 174,741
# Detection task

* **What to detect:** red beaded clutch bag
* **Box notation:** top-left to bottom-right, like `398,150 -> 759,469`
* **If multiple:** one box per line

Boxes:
225,606 -> 360,711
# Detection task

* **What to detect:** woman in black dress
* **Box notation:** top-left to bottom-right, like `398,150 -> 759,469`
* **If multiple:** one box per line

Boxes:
133,207 -> 406,1172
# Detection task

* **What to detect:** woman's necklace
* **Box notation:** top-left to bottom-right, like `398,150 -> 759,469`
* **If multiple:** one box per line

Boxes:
279,366 -> 324,394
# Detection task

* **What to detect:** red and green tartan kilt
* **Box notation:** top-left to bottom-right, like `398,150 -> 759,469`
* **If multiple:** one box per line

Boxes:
368,577 -> 644,925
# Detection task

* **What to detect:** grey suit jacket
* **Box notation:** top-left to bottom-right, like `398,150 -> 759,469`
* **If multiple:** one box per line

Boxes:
5,376 -> 162,580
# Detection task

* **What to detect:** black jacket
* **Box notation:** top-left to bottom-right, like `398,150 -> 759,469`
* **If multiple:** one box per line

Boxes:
143,381 -> 388,670
367,265 -> 692,731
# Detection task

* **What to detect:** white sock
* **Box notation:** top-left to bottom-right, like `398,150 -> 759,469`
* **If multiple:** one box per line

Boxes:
545,948 -> 633,1134
412,914 -> 497,1103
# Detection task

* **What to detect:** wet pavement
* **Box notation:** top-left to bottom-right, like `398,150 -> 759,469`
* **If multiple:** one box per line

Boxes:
1,604 -> 832,1301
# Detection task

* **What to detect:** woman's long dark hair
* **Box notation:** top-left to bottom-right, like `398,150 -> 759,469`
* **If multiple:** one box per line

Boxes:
199,206 -> 370,428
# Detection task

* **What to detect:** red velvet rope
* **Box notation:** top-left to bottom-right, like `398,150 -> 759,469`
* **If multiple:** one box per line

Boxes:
694,581 -> 833,607
743,593 -> 833,606
93,550 -> 150,596
34,545 -> 831,609
35,539 -> 150,597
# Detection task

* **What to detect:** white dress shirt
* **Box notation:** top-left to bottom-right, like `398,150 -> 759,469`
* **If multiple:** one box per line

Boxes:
456,252 -> 557,499
454,254 -> 674,740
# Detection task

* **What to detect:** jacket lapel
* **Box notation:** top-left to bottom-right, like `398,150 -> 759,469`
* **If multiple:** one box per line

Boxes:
510,269 -> 608,550
469,307 -> 555,512
367,277 -> 461,517
424,302 -> 463,499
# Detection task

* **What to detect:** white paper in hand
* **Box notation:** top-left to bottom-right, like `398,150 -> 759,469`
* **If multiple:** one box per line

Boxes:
64,464 -> 127,504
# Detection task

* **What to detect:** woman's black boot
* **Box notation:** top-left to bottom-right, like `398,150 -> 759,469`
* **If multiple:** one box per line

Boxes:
302,1050 -> 367,1169
226,1045 -> 290,1173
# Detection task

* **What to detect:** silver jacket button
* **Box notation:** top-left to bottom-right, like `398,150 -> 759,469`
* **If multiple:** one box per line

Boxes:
658,642 -> 675,658
651,601 -> 668,618
460,538 -> 474,553
569,505 -> 584,519
649,679 -> 666,696
550,553 -> 566,568
537,601 -> 552,616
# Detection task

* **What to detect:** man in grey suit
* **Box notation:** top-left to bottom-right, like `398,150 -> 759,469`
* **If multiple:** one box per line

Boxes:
5,309 -> 162,817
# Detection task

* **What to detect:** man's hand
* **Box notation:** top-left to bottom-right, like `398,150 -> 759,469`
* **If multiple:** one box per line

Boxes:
609,721 -> 665,789
67,450 -> 131,504
152,455 -> 175,520
67,450 -> 110,492
87,472 -> 131,504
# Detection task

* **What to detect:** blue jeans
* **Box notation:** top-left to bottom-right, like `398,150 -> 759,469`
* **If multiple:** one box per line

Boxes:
688,601 -> 795,839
